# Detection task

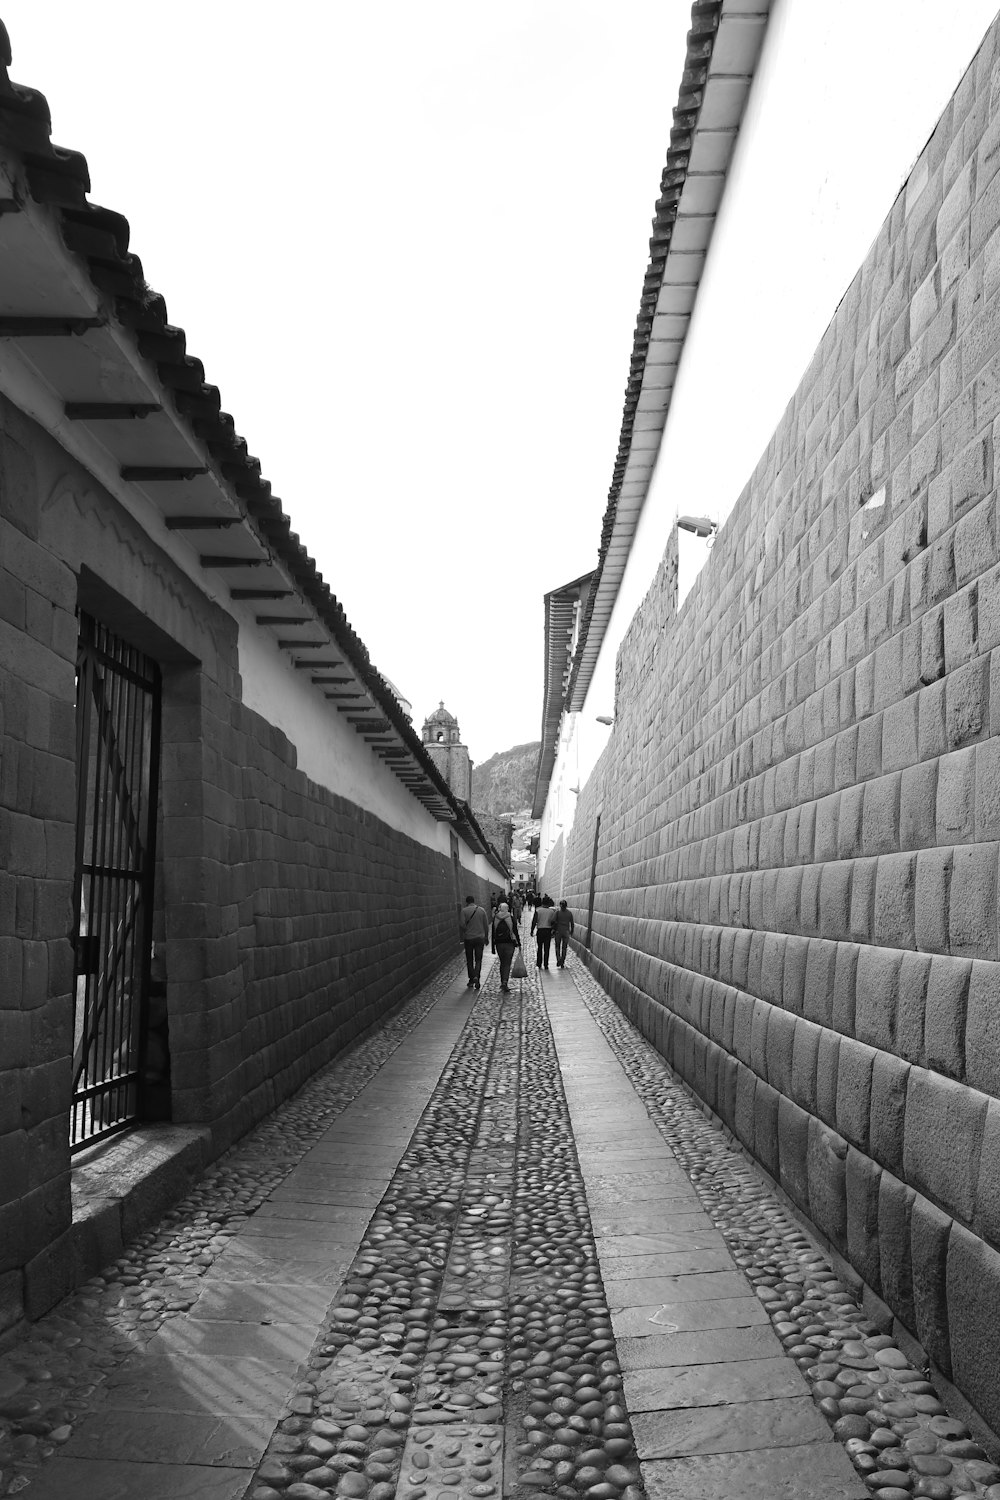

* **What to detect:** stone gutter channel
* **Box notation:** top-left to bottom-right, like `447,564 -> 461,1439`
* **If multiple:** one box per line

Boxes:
244,954 -> 646,1500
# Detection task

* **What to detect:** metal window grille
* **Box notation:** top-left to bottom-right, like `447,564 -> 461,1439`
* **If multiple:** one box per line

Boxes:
70,613 -> 161,1152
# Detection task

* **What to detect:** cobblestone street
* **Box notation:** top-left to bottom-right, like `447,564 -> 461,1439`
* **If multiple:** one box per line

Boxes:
2,940 -> 998,1500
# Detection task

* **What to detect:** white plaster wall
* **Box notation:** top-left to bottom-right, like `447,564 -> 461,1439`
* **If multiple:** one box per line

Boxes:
236,616 -> 453,856
544,0 -> 1000,833
468,850 -> 504,885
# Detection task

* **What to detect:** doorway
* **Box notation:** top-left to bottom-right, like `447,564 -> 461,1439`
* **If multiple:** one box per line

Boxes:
70,612 -> 162,1151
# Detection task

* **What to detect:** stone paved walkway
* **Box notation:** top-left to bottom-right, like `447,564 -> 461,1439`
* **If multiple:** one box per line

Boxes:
3,935 -> 999,1500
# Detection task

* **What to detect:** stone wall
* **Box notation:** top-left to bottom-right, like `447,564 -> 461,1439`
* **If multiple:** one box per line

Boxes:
0,396 -> 501,1329
544,17 -> 1000,1441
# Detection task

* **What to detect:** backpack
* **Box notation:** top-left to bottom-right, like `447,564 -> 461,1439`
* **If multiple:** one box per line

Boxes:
495,915 -> 513,943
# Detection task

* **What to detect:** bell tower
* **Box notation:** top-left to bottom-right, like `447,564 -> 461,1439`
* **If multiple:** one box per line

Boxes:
421,702 -> 472,803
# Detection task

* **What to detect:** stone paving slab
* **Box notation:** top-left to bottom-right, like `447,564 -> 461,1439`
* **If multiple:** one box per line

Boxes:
611,1296 -> 767,1344
234,1214 -> 363,1241
398,1419 -> 504,1499
586,1187 -> 703,1210
587,1170 -> 695,1194
253,1199 -> 375,1225
603,1269 -> 750,1306
623,1356 -> 816,1412
642,1443 -> 868,1499
633,1394 -> 832,1458
600,1248 -> 733,1279
595,1231 -> 728,1257
610,1291 -> 770,1334
19,1456 -> 251,1499
202,1239 -> 354,1284
98,1351 -> 298,1413
59,1405 -> 272,1466
615,1322 -> 785,1368
266,1181 -> 387,1204
147,1314 -> 320,1363
186,1279 -> 333,1323
588,1208 -> 715,1236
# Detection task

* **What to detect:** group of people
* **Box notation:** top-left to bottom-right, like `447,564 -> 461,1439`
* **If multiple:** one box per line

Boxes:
458,889 -> 576,994
528,894 -> 575,969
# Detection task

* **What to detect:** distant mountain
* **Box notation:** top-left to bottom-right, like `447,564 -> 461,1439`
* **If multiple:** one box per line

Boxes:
472,740 -> 540,819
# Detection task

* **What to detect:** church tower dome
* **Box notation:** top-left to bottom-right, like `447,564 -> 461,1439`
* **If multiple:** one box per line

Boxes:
422,701 -> 461,746
421,702 -> 471,801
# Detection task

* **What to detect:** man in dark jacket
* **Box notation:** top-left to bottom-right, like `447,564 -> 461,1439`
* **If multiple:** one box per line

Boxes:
531,895 -> 557,970
553,900 -> 575,967
459,895 -> 489,991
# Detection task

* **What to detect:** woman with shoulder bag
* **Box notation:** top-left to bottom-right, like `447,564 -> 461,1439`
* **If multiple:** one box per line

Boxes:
491,902 -> 521,994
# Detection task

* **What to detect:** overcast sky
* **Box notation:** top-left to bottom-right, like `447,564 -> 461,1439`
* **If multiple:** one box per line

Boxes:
2,0 -> 692,763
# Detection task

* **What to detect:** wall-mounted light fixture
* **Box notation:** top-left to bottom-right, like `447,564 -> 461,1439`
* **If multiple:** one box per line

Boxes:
596,715 -> 614,726
677,515 -> 718,539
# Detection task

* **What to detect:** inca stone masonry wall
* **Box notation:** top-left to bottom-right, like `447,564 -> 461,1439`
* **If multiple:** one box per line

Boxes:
0,394 -> 499,1329
545,18 -> 1000,1442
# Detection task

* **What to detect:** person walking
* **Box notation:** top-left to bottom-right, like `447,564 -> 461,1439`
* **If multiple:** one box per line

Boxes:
492,901 -> 521,994
459,894 -> 490,992
553,899 -> 575,967
531,895 -> 557,970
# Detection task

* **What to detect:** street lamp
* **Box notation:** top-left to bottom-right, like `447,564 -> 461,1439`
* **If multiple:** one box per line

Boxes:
677,515 -> 718,538
596,715 -> 614,726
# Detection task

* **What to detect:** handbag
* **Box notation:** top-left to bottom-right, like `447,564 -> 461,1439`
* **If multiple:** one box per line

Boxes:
510,949 -> 528,979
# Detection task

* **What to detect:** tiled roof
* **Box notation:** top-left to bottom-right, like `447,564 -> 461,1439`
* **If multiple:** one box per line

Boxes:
0,20 -> 506,874
532,571 -> 595,819
564,0 -> 771,713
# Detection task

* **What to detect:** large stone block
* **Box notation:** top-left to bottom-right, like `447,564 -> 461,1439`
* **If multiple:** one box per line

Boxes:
879,1171 -> 916,1329
765,1005 -> 796,1096
882,695 -> 919,774
855,945 -> 902,1050
832,942 -> 860,1035
910,1193 -> 953,1377
936,746 -> 977,842
948,841 -> 999,958
850,857 -> 878,944
818,860 -> 853,940
924,954 -> 971,1078
754,1078 -> 781,1179
976,1099 -> 1000,1251
732,991 -> 754,1066
803,939 -> 837,1026
965,958 -> 1000,1098
946,654 -> 990,748
836,1036 -> 877,1151
914,846 -> 952,954
869,1051 -> 911,1176
946,1223 -> 1000,1432
872,852 -> 917,949
904,1067 -> 987,1223
847,1147 -> 882,1295
777,1093 -> 810,1211
781,935 -> 808,1014
918,678 -> 948,758
896,952 -> 931,1063
790,1015 -> 821,1113
734,1061 -> 757,1153
807,1117 -> 849,1253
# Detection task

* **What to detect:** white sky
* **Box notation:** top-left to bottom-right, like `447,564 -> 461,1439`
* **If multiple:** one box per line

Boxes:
2,0 -> 693,764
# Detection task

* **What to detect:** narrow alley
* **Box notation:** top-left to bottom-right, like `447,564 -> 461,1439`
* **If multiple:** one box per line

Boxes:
2,938 -> 996,1500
